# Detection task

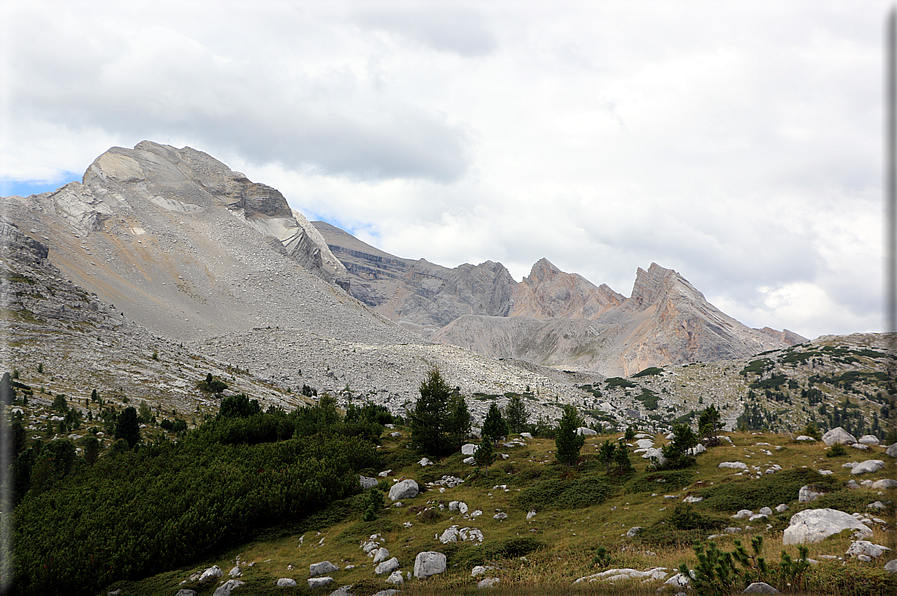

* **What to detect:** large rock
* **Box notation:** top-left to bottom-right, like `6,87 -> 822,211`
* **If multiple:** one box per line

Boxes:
783,508 -> 873,545
822,427 -> 857,446
798,485 -> 825,503
212,580 -> 244,596
359,476 -> 379,489
308,577 -> 334,589
310,561 -> 339,577
375,557 -> 400,575
577,427 -> 598,436
871,479 -> 897,489
372,548 -> 390,564
388,479 -> 419,501
719,461 -> 748,470
462,443 -> 478,456
851,460 -> 885,475
199,566 -> 224,584
414,551 -> 447,579
887,443 -> 897,458
846,541 -> 891,559
743,582 -> 780,594
858,435 -> 880,446
276,578 -> 297,587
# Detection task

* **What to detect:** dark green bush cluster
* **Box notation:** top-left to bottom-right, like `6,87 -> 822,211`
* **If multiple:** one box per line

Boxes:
698,468 -> 841,512
517,475 -> 610,509
624,470 -> 695,493
12,402 -> 381,596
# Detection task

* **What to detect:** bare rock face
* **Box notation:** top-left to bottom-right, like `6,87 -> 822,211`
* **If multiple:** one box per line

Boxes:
510,258 -> 623,319
432,262 -> 799,376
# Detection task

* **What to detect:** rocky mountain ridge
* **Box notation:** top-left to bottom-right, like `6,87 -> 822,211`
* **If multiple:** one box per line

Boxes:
315,224 -> 805,376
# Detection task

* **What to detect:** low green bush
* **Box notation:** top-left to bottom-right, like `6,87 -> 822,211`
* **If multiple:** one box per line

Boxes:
517,474 -> 611,509
698,468 -> 841,512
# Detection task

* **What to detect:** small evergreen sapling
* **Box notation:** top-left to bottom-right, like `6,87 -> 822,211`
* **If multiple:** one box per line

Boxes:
474,438 -> 495,472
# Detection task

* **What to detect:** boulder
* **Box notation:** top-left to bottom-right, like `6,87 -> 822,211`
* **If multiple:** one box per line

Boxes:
732,510 -> 753,520
414,551 -> 447,579
643,448 -> 666,466
494,512 -> 508,521
798,485 -> 824,503
775,504 -> 789,513
846,540 -> 891,559
370,591 -> 399,596
887,443 -> 897,458
199,566 -> 224,584
472,565 -> 495,577
743,582 -> 780,594
462,443 -> 478,456
386,571 -> 404,585
683,496 -> 703,504
276,578 -> 297,587
310,561 -> 339,577
175,591 -> 197,596
858,435 -> 880,446
388,479 -> 419,501
228,566 -> 242,578
627,526 -> 642,538
871,479 -> 897,489
687,443 -> 706,456
359,476 -> 379,489
719,462 -> 748,470
372,548 -> 389,564
783,508 -> 873,544
374,558 -> 400,575
329,587 -> 354,596
759,507 -> 773,516
821,427 -> 856,446
308,577 -> 334,589
577,427 -> 598,436
418,457 -> 433,466
212,580 -> 244,596
885,559 -> 897,574
463,456 -> 476,465
635,439 -> 655,449
851,460 -> 885,475
478,577 -> 501,588
520,432 -> 533,439
439,526 -> 459,544
794,435 -> 816,442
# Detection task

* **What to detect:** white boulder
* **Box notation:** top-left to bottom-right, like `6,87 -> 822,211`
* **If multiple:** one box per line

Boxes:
386,571 -> 404,585
307,577 -> 333,589
375,557 -> 400,575
719,462 -> 748,470
276,578 -> 297,587
310,561 -> 339,577
887,443 -> 897,458
851,460 -> 885,475
414,551 -> 447,579
822,427 -> 856,446
871,479 -> 897,489
462,443 -> 478,456
212,580 -> 244,596
846,540 -> 891,559
783,508 -> 873,545
858,435 -> 880,446
478,577 -> 501,588
388,479 -> 419,501
577,427 -> 598,436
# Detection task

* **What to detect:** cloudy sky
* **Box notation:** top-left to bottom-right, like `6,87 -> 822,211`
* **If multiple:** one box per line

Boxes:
1,1 -> 890,340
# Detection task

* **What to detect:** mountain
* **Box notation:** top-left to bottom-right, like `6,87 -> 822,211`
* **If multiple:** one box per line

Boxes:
315,225 -> 805,376
0,141 -> 596,415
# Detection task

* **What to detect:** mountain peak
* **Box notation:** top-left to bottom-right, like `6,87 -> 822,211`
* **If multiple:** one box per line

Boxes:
630,262 -> 705,307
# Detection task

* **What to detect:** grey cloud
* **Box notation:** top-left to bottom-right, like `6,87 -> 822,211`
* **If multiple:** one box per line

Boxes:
354,4 -> 497,57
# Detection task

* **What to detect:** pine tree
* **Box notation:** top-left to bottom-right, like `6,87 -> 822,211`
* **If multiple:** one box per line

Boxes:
555,405 -> 585,466
482,402 -> 508,444
503,394 -> 529,433
410,368 -> 457,457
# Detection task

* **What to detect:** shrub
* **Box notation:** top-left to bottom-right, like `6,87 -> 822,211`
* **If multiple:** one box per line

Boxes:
825,442 -> 847,457
517,475 -> 610,509
698,468 -> 840,512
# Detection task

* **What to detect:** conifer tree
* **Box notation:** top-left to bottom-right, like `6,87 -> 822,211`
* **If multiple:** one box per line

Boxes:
503,394 -> 529,433
474,437 -> 494,472
482,402 -> 508,444
554,405 -> 585,466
